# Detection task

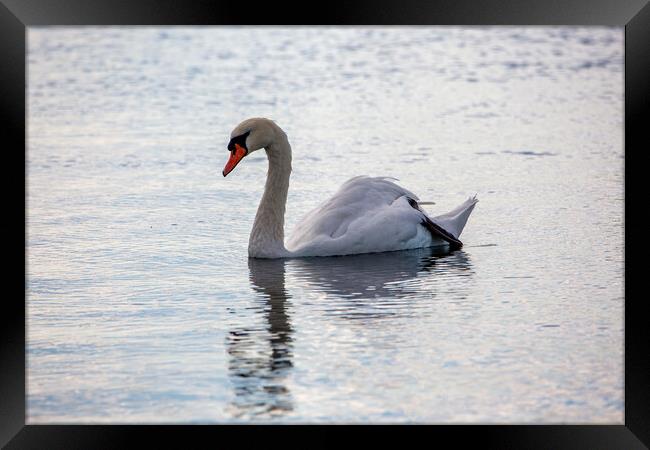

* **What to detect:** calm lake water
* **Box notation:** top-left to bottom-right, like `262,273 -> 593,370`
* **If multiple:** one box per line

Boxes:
27,27 -> 623,423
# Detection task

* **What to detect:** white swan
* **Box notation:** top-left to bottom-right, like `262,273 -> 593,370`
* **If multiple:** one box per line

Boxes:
223,118 -> 478,259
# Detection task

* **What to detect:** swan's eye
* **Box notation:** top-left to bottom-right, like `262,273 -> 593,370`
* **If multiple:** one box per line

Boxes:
228,130 -> 251,152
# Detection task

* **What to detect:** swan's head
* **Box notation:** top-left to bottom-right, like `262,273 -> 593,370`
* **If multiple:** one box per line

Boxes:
223,117 -> 284,177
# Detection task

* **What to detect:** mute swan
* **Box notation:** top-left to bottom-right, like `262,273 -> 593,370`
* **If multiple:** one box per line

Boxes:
223,118 -> 478,259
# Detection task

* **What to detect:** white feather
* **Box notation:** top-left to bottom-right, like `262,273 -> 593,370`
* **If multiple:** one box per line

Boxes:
287,176 -> 438,257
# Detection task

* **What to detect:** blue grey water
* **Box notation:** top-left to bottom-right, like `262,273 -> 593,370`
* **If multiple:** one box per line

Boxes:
27,27 -> 623,423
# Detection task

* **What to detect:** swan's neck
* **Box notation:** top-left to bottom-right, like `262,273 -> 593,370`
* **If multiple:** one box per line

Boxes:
249,136 -> 292,258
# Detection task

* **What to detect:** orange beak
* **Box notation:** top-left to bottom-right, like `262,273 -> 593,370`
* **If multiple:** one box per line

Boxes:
223,143 -> 247,177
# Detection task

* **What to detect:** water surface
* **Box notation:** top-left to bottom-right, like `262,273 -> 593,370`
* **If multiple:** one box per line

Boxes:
27,27 -> 623,423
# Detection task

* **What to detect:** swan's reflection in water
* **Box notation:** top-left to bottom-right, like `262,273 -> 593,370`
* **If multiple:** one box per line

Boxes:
226,247 -> 473,419
291,247 -> 472,296
226,258 -> 294,418
291,247 -> 473,321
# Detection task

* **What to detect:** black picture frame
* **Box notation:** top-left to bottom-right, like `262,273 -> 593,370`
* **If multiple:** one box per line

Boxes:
3,0 -> 648,447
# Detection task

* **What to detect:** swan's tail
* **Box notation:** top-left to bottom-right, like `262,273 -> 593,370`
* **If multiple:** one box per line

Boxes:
431,194 -> 478,239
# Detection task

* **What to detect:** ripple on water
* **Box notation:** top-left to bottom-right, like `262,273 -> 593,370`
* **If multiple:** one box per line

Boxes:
27,26 -> 623,423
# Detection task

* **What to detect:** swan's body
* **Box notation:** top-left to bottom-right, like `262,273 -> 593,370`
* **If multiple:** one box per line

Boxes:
223,118 -> 478,259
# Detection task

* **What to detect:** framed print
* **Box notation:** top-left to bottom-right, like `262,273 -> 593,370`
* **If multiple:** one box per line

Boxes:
3,0 -> 648,447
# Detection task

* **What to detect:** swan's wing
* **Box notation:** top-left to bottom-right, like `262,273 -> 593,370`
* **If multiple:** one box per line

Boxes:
288,176 -> 417,242
287,176 -> 434,257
